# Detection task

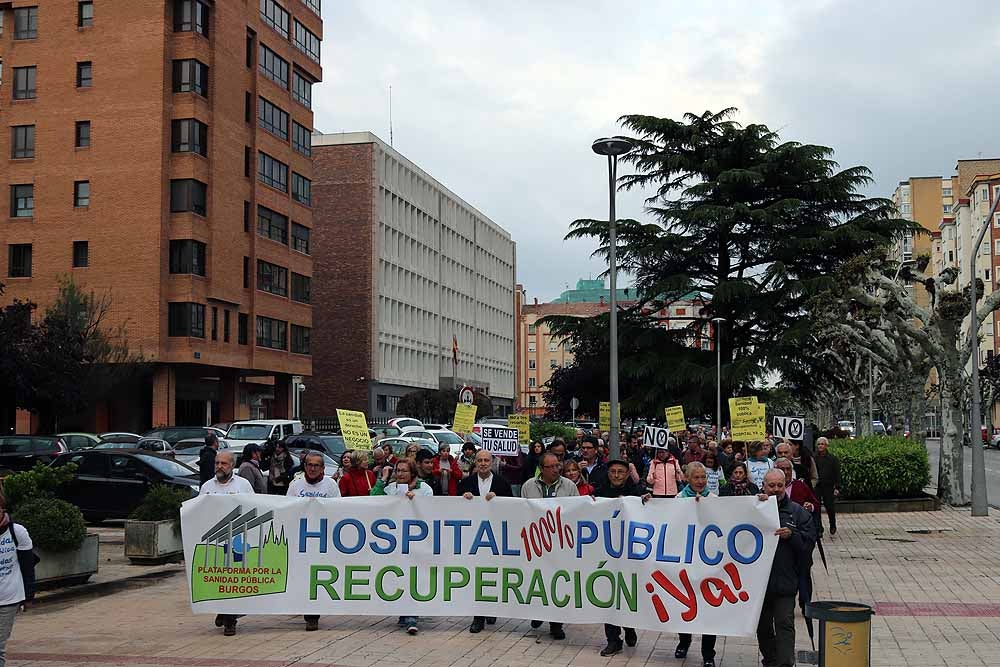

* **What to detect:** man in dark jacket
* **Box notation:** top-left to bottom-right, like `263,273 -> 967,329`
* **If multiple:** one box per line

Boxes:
460,450 -> 512,634
813,437 -> 841,536
579,437 -> 608,489
593,460 -> 651,656
757,468 -> 816,667
198,433 -> 219,484
415,450 -> 443,495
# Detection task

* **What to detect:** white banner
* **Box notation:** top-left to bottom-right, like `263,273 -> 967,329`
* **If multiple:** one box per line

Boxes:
182,495 -> 780,636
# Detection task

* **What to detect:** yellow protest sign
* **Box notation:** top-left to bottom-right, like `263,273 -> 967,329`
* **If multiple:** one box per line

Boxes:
664,406 -> 686,433
452,403 -> 477,435
336,409 -> 372,451
728,396 -> 766,440
599,402 -> 611,433
508,413 -> 531,444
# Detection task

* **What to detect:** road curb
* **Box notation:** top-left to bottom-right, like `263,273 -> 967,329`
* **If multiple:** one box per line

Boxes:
33,567 -> 183,608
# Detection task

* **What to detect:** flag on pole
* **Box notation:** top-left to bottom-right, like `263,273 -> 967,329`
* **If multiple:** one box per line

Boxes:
452,334 -> 459,365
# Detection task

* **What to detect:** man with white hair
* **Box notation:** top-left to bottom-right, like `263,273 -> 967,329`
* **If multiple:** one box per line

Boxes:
198,449 -> 255,636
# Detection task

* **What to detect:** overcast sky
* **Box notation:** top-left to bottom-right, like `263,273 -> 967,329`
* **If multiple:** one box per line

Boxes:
313,0 -> 1000,302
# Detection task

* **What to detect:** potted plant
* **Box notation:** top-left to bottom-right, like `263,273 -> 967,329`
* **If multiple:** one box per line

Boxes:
124,485 -> 190,563
4,463 -> 98,586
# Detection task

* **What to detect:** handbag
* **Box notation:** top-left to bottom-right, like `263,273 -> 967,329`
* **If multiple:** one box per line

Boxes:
9,523 -> 39,602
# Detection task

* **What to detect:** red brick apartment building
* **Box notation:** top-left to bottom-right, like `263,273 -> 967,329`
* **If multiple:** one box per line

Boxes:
0,0 -> 321,432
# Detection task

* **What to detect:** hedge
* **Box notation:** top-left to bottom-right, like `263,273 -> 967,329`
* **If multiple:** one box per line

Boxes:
13,497 -> 87,552
529,421 -> 577,443
828,436 -> 930,500
130,484 -> 191,523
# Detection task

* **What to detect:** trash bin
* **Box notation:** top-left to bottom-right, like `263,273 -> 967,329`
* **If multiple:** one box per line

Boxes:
805,601 -> 874,667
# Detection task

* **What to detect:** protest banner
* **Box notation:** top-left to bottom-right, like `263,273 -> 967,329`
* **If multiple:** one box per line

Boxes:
507,413 -> 531,444
729,397 -> 766,441
480,426 -> 520,456
336,409 -> 372,451
599,401 -> 611,432
452,403 -> 477,435
642,425 -> 671,449
664,406 -> 686,433
772,416 -> 804,441
182,495 -> 779,635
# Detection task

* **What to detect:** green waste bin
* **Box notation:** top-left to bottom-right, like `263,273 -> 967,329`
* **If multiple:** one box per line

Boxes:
805,601 -> 874,667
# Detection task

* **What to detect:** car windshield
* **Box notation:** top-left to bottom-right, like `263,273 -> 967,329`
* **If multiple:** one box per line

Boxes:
227,424 -> 271,440
136,454 -> 196,477
289,449 -> 336,466
319,436 -> 346,454
433,431 -> 464,445
173,441 -> 205,451
94,442 -> 132,449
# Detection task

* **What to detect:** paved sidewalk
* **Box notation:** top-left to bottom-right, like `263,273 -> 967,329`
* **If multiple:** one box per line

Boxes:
10,506 -> 1000,667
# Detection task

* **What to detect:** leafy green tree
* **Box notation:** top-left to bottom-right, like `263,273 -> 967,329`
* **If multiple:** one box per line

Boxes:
395,388 -> 492,424
554,108 -> 913,420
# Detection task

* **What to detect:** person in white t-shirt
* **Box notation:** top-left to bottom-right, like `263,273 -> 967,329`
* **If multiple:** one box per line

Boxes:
0,489 -> 33,667
285,451 -> 338,633
198,450 -> 253,636
287,451 -> 341,500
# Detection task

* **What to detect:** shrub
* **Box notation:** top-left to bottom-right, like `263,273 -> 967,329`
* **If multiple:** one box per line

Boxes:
129,485 -> 191,523
529,421 -> 577,443
828,436 -> 930,500
2,461 -> 78,511
13,497 -> 87,552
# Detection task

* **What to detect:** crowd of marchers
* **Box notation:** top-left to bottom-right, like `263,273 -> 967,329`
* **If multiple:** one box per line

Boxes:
194,426 -> 842,667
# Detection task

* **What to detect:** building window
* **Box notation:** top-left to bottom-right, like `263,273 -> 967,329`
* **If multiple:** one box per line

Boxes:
13,67 -> 37,100
943,204 -> 952,213
223,310 -> 231,343
172,59 -> 209,97
256,315 -> 287,350
74,180 -> 90,207
291,272 -> 311,303
75,121 -> 91,148
171,118 -> 208,156
169,179 -> 207,216
243,256 -> 249,288
246,29 -> 256,68
291,172 -> 311,205
168,302 -> 205,338
243,201 -> 251,232
257,206 -> 288,244
291,324 -> 310,355
292,21 -> 321,63
900,203 -> 911,214
211,307 -> 218,341
550,359 -> 557,369
76,61 -> 93,88
78,1 -> 94,27
8,244 -> 32,277
949,251 -> 954,263
303,0 -> 321,15
257,151 -> 288,192
292,70 -> 312,107
258,44 -> 289,88
528,359 -> 536,370
292,122 -> 312,157
11,125 -> 34,159
548,341 -> 557,352
527,324 -> 536,334
14,7 -> 38,40
257,259 -> 288,297
528,342 -> 536,352
943,187 -> 953,197
528,395 -> 537,406
528,377 -> 536,388
291,222 -> 310,254
257,97 -> 289,140
174,0 -> 209,37
169,240 -> 206,276
259,0 -> 289,37
72,241 -> 89,268
11,185 -> 34,218
238,313 -> 249,345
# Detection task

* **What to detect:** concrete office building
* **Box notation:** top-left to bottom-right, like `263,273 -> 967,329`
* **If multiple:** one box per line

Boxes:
0,0 -> 322,432
307,131 -> 516,419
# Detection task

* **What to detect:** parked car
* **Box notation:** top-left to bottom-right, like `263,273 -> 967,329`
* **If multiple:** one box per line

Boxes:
837,421 -> 856,438
370,424 -> 403,439
872,421 -> 887,436
225,420 -> 303,453
0,435 -> 69,473
378,437 -> 436,457
424,428 -> 465,448
283,432 -> 346,461
98,432 -> 143,445
142,426 -> 225,447
57,432 -> 103,451
388,417 -> 424,431
50,449 -> 200,522
210,422 -> 232,433
172,437 -> 231,467
287,448 -> 340,478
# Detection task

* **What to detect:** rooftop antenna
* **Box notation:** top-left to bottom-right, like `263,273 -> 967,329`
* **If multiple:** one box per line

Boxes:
389,84 -> 393,147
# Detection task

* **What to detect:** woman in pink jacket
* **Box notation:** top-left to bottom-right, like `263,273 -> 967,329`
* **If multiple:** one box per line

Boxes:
645,447 -> 685,498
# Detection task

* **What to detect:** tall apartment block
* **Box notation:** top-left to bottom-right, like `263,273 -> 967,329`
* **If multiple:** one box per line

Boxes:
306,131 -> 517,419
0,0 -> 322,432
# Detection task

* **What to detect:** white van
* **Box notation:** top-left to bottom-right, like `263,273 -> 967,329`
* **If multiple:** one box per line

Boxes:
225,420 -> 303,453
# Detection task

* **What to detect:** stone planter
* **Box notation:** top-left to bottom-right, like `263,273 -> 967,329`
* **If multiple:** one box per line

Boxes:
837,492 -> 941,514
125,519 -> 183,563
36,533 -> 99,587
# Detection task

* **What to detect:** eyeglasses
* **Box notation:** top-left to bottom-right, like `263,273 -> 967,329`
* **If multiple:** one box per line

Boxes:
305,463 -> 323,468
541,464 -> 560,469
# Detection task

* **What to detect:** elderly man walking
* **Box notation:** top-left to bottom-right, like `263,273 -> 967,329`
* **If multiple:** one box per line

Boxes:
813,437 -> 841,536
756,468 -> 816,667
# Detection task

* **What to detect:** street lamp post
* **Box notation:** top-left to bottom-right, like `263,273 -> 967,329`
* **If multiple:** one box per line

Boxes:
712,317 -> 726,438
592,137 -> 632,460
968,195 -> 1000,516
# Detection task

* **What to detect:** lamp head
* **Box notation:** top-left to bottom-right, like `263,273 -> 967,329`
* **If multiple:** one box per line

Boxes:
592,137 -> 632,157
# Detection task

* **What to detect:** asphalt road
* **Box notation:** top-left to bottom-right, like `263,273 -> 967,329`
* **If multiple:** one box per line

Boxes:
925,437 -> 1000,508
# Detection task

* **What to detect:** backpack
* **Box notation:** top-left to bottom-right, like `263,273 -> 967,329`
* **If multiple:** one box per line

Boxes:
9,524 -> 39,602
